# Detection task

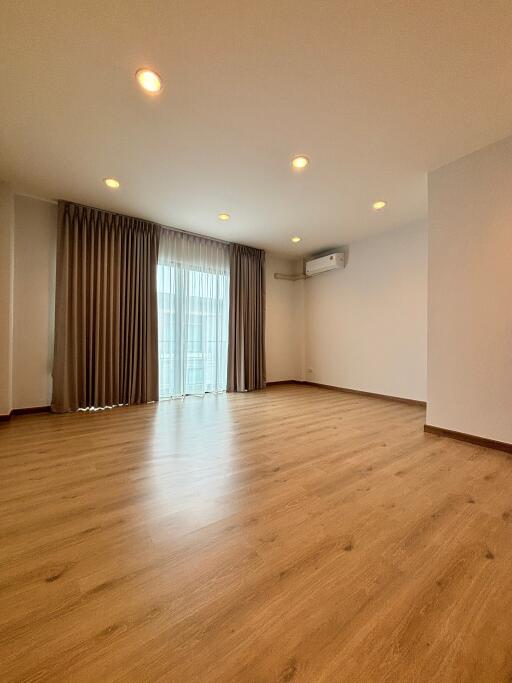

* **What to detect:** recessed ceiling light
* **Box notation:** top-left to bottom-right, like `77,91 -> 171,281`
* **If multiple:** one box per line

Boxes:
372,200 -> 387,211
135,68 -> 163,94
104,178 -> 120,189
218,213 -> 230,221
291,236 -> 301,243
291,155 -> 309,170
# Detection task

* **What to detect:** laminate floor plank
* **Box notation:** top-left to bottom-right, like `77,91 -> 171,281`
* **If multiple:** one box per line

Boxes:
1,385 -> 511,681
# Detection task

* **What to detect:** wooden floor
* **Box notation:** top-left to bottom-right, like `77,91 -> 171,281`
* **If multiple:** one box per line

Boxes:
1,385 -> 512,682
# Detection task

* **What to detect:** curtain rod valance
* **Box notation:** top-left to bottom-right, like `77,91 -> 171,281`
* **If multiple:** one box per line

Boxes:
58,201 -> 161,237
58,199 -> 233,247
160,224 -> 232,247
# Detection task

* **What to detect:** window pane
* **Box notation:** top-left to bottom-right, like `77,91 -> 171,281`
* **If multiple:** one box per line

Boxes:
157,262 -> 229,398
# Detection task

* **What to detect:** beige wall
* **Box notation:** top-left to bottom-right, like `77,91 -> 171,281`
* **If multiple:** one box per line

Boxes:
0,182 -> 15,416
13,195 -> 57,409
265,253 -> 303,382
427,136 -> 512,443
304,224 -> 427,401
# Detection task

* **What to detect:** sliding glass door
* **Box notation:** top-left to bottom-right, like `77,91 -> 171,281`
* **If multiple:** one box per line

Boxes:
157,233 -> 229,398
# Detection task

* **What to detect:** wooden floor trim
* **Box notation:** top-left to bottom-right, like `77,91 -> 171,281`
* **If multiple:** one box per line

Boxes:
292,380 -> 426,407
11,405 -> 51,416
424,423 -> 512,455
5,385 -> 425,416
1,406 -> 51,421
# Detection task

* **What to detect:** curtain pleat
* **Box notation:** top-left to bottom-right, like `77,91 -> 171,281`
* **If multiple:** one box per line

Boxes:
227,244 -> 266,392
52,202 -> 161,412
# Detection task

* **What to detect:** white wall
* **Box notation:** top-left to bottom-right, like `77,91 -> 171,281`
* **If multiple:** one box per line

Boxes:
5,200 -> 426,406
427,136 -> 512,443
304,223 -> 427,401
0,182 -> 15,416
265,253 -> 303,382
13,195 -> 57,409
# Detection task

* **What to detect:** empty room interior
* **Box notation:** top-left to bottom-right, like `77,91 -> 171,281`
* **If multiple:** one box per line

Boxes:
2,2 -> 512,681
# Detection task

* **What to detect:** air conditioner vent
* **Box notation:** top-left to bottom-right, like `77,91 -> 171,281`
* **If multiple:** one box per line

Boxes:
305,252 -> 344,276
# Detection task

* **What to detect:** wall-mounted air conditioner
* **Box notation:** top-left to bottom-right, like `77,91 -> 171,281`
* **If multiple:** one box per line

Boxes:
305,252 -> 345,276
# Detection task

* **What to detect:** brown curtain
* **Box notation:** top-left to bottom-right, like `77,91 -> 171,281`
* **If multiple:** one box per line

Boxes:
52,201 -> 161,412
227,244 -> 266,392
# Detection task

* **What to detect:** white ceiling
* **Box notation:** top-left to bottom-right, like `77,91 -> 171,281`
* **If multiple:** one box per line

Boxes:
1,1 -> 512,256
